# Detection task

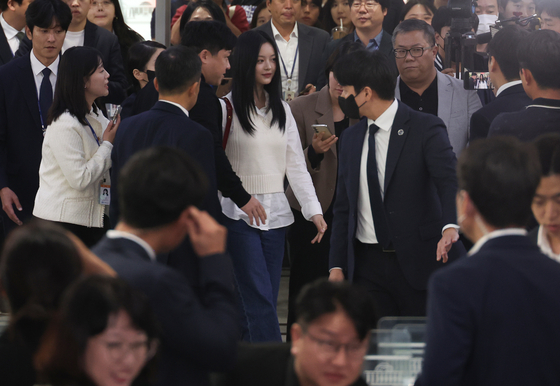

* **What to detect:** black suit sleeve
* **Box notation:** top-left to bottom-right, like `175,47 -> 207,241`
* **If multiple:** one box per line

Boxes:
469,110 -> 491,143
102,33 -> 128,105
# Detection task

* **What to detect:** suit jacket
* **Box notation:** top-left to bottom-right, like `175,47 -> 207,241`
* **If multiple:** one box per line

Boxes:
0,54 -> 45,234
395,71 -> 482,156
329,101 -> 465,290
416,235 -> 560,386
317,30 -> 397,89
488,97 -> 560,141
111,101 -> 221,284
92,236 -> 238,386
286,86 -> 357,212
212,343 -> 369,386
256,21 -> 330,93
0,27 -> 14,67
469,83 -> 531,142
16,21 -> 128,104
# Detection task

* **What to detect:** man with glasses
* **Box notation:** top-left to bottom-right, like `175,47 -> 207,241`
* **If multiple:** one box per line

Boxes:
393,19 -> 481,156
317,0 -> 396,89
215,279 -> 376,386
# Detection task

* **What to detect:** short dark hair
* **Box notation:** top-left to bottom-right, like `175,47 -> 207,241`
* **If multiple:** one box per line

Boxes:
333,49 -> 396,100
180,20 -> 236,55
127,41 -> 167,92
155,46 -> 201,95
487,26 -> 529,82
392,19 -> 436,47
119,147 -> 208,229
324,41 -> 365,82
295,279 -> 376,341
517,29 -> 560,90
431,6 -> 452,35
539,0 -> 560,18
400,0 -> 437,22
348,0 -> 389,11
178,0 -> 226,36
533,133 -> 560,176
458,137 -> 541,228
26,0 -> 72,32
36,275 -> 159,386
48,46 -> 103,126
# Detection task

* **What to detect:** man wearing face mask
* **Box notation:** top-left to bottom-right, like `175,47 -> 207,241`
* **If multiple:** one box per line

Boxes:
475,0 -> 499,52
328,49 -> 465,322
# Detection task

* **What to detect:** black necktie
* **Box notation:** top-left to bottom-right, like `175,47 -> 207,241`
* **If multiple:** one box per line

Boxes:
15,31 -> 25,42
40,68 -> 53,127
367,123 -> 390,248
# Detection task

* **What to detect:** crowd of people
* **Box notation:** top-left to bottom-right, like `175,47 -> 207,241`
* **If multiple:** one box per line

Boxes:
1,0 -> 560,384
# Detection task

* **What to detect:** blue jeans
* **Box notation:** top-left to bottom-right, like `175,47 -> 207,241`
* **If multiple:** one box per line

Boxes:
224,217 -> 286,342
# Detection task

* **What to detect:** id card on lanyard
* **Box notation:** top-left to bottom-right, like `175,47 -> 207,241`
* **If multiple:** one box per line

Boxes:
85,118 -> 111,206
279,42 -> 299,102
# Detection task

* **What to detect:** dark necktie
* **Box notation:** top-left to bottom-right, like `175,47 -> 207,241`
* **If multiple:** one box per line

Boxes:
15,31 -> 25,42
40,68 -> 53,127
367,123 -> 390,248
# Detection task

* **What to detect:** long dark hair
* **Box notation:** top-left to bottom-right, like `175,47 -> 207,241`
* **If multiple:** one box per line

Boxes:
178,0 -> 226,36
231,30 -> 285,135
127,40 -> 167,92
48,46 -> 103,126
110,0 -> 144,49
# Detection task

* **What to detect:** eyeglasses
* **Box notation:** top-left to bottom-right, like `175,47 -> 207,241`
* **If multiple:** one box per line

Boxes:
92,0 -> 112,8
305,332 -> 367,360
100,340 -> 155,361
393,46 -> 434,59
351,0 -> 379,9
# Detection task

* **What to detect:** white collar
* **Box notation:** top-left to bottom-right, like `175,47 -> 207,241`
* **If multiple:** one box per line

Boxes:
271,20 -> 298,41
367,99 -> 399,133
537,225 -> 560,263
106,230 -> 157,262
30,49 -> 59,78
160,100 -> 190,117
496,80 -> 522,97
0,13 -> 22,39
468,228 -> 527,256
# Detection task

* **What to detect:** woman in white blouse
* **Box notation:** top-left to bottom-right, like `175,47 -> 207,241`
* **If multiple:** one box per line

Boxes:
33,46 -> 119,247
220,30 -> 326,342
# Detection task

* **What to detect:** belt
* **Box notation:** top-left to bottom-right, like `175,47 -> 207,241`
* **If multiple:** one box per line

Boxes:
357,240 -> 396,253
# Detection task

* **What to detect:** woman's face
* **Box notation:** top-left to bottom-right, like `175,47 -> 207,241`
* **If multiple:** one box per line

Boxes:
328,71 -> 344,102
403,4 -> 433,24
88,0 -> 116,32
256,8 -> 272,27
330,0 -> 352,28
84,310 -> 151,386
85,62 -> 110,101
135,48 -> 164,89
298,0 -> 321,26
254,42 -> 277,87
189,7 -> 213,21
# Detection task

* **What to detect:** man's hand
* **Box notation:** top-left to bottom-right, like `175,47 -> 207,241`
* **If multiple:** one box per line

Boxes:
329,268 -> 344,282
312,133 -> 338,154
0,187 -> 22,225
437,227 -> 459,263
240,196 -> 267,226
311,214 -> 327,244
186,207 -> 227,257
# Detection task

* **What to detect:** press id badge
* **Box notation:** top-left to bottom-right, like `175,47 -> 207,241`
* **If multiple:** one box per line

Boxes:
99,183 -> 111,205
284,89 -> 296,102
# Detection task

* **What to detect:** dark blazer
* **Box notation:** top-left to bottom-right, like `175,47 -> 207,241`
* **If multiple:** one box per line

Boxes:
16,21 -> 128,104
0,28 -> 14,67
469,83 -> 531,142
317,30 -> 397,89
416,235 -> 560,386
329,101 -> 465,290
92,236 -> 239,386
255,21 -> 330,93
212,343 -> 369,386
110,101 -> 221,284
488,97 -> 560,141
0,54 -> 45,235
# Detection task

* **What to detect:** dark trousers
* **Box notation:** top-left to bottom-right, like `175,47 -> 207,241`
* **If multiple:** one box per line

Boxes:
52,215 -> 110,248
354,241 -> 427,325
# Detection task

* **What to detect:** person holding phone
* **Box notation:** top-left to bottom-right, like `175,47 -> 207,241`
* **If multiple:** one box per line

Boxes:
220,30 -> 325,342
33,46 -> 120,247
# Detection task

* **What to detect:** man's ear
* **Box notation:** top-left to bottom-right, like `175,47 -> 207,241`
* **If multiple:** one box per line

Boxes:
520,68 -> 533,87
488,56 -> 499,73
25,25 -> 32,41
153,77 -> 159,92
188,81 -> 200,97
199,49 -> 210,64
290,323 -> 303,356
7,0 -> 17,11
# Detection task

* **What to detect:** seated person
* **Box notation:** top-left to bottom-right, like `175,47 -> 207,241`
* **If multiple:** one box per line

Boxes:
214,279 -> 376,386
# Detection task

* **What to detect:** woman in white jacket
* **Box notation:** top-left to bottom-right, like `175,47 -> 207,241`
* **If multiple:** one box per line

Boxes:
221,30 -> 327,342
33,46 -> 119,247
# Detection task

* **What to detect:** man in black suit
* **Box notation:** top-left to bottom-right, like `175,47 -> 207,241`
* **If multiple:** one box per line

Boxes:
318,0 -> 396,89
488,30 -> 560,140
256,0 -> 329,97
111,46 -> 220,285
215,279 -> 375,386
328,50 -> 464,321
415,137 -> 560,386
469,26 -> 531,142
93,146 -> 238,386
0,0 -> 30,67
0,0 -> 71,237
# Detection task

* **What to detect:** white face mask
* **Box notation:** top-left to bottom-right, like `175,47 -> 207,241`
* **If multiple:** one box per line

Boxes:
477,14 -> 499,35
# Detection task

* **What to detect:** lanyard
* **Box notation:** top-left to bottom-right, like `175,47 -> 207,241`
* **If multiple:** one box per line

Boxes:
278,42 -> 299,82
85,118 -> 101,146
36,99 -> 46,135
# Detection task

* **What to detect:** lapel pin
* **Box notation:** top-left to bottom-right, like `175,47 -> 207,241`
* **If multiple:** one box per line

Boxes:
398,129 -> 404,136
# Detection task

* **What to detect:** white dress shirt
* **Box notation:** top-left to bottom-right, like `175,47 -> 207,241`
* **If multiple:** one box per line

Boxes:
29,50 -> 58,99
537,225 -> 560,263
62,29 -> 85,53
160,100 -> 190,116
495,80 -> 522,97
468,228 -> 527,256
0,14 -> 23,55
106,230 -> 157,261
271,21 -> 299,95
